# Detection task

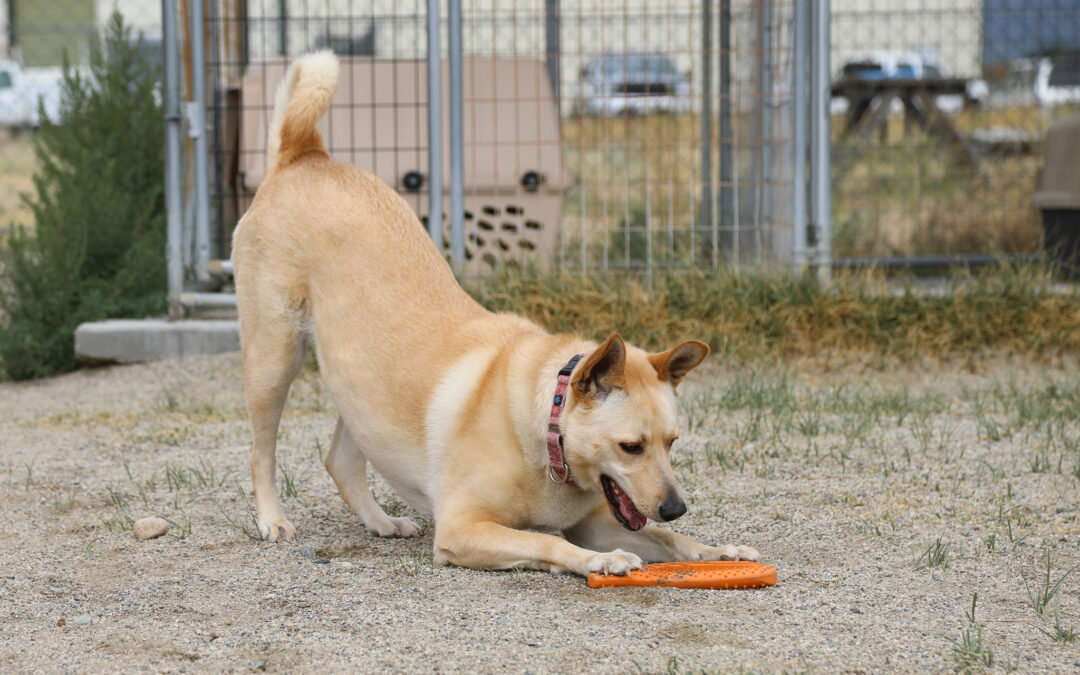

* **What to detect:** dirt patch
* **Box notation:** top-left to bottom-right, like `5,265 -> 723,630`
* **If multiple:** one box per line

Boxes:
1,352 -> 1079,672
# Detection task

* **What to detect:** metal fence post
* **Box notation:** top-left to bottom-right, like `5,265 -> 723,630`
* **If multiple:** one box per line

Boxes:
163,0 -> 184,318
545,0 -> 560,107
701,0 -> 715,269
189,0 -> 211,281
810,0 -> 832,282
448,0 -> 465,270
718,2 -> 733,262
426,0 -> 444,251
792,0 -> 808,270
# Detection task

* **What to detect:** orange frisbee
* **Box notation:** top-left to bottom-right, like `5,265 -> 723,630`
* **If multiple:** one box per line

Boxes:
587,560 -> 777,589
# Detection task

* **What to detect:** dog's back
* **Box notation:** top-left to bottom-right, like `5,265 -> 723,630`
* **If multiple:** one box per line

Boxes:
233,51 -> 489,423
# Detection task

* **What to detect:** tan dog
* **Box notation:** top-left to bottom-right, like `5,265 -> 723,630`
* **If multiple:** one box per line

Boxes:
232,51 -> 759,576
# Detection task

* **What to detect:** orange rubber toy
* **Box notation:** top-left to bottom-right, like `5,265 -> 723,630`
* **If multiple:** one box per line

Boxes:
587,560 -> 777,589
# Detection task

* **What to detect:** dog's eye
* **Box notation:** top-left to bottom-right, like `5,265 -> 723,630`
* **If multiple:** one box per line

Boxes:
619,442 -> 644,455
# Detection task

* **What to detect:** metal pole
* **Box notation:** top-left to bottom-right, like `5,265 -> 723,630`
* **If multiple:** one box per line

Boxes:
426,0 -> 443,251
700,0 -> 714,268
811,0 -> 832,282
163,0 -> 184,319
792,0 -> 807,270
448,0 -> 465,270
756,0 -> 773,262
718,1 -> 733,259
545,0 -> 560,107
277,0 -> 287,56
189,0 -> 211,281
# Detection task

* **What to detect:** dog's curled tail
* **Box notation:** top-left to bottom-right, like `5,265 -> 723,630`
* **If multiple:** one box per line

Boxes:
266,50 -> 339,173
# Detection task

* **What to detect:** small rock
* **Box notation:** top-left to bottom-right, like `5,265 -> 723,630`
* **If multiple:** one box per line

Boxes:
300,545 -> 315,560
133,517 -> 170,540
74,615 -> 92,626
56,618 -> 66,627
314,558 -> 330,565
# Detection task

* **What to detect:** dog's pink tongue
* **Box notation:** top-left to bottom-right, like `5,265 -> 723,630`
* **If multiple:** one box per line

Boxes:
612,482 -> 648,530
622,502 -> 647,530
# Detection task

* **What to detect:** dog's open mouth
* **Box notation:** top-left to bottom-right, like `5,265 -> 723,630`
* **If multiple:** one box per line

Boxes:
601,475 -> 647,531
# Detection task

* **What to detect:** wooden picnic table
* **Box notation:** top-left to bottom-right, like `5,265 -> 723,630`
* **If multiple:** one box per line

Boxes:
831,77 -> 976,163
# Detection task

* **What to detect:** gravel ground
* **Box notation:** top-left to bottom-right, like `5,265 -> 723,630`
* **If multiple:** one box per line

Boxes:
2,352 -> 1079,673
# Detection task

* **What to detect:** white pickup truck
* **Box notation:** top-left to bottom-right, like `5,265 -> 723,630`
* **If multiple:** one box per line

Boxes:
0,60 -> 64,128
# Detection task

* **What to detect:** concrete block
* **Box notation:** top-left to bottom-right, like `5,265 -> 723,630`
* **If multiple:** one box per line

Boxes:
74,319 -> 240,364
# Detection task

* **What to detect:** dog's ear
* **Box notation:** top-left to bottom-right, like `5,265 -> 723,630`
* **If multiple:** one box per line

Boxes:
572,333 -> 626,401
648,340 -> 709,388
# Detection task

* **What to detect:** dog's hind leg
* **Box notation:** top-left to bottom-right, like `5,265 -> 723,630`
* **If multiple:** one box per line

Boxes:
241,313 -> 305,543
325,416 -> 421,538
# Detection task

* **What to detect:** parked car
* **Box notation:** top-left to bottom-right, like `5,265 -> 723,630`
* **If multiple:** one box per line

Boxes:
0,60 -> 64,128
577,53 -> 690,116
987,54 -> 1080,108
831,51 -> 987,115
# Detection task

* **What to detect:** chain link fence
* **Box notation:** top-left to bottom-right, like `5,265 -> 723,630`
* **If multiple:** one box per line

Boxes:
830,0 -> 1080,265
206,1 -> 799,277
3,2 -> 1079,285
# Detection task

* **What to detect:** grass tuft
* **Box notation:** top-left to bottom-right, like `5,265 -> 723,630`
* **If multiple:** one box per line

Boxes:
915,536 -> 951,570
1041,612 -> 1076,643
1026,550 -> 1080,615
465,264 -> 1080,362
948,593 -> 997,671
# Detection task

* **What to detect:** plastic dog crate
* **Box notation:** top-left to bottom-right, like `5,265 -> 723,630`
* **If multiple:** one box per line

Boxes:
236,57 -> 571,271
1032,114 -> 1080,273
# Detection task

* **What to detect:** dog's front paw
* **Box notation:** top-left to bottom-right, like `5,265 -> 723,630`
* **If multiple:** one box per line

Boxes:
369,516 -> 421,538
698,544 -> 760,562
258,516 -> 296,543
582,548 -> 644,576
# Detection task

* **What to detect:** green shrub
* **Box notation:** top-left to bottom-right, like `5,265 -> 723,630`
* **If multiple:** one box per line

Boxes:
0,12 -> 166,380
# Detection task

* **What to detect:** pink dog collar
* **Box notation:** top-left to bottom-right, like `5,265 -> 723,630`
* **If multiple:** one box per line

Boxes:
547,353 -> 586,488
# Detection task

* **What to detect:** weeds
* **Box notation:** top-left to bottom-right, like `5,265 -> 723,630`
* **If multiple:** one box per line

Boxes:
218,486 -> 262,541
948,593 -> 996,671
915,536 -> 950,570
278,458 -> 303,499
154,511 -> 193,540
393,553 -> 434,576
165,458 -> 230,493
1026,550 -> 1080,615
1040,611 -> 1076,643
465,264 -> 1080,362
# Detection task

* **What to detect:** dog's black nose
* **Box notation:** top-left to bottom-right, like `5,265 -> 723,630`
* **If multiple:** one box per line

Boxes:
658,496 -> 687,522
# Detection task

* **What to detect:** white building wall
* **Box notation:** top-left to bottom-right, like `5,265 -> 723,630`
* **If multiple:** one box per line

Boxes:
832,0 -> 983,77
99,0 -> 162,39
241,0 -> 768,112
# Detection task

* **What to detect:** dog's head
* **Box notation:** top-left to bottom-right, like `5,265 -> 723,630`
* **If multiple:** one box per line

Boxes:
562,333 -> 708,530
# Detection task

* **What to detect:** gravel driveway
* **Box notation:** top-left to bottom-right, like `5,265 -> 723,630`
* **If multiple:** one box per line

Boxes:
2,352 -> 1079,673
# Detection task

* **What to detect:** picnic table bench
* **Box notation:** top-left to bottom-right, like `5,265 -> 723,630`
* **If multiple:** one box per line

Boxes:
831,77 -> 977,164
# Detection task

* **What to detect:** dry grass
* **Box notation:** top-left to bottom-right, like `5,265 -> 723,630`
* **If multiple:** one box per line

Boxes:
466,264 -> 1080,362
0,131 -> 37,240
830,104 -> 1080,258
558,105 -> 1069,262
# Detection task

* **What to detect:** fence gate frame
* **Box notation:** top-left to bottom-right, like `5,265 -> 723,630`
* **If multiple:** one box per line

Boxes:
161,0 -> 833,316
